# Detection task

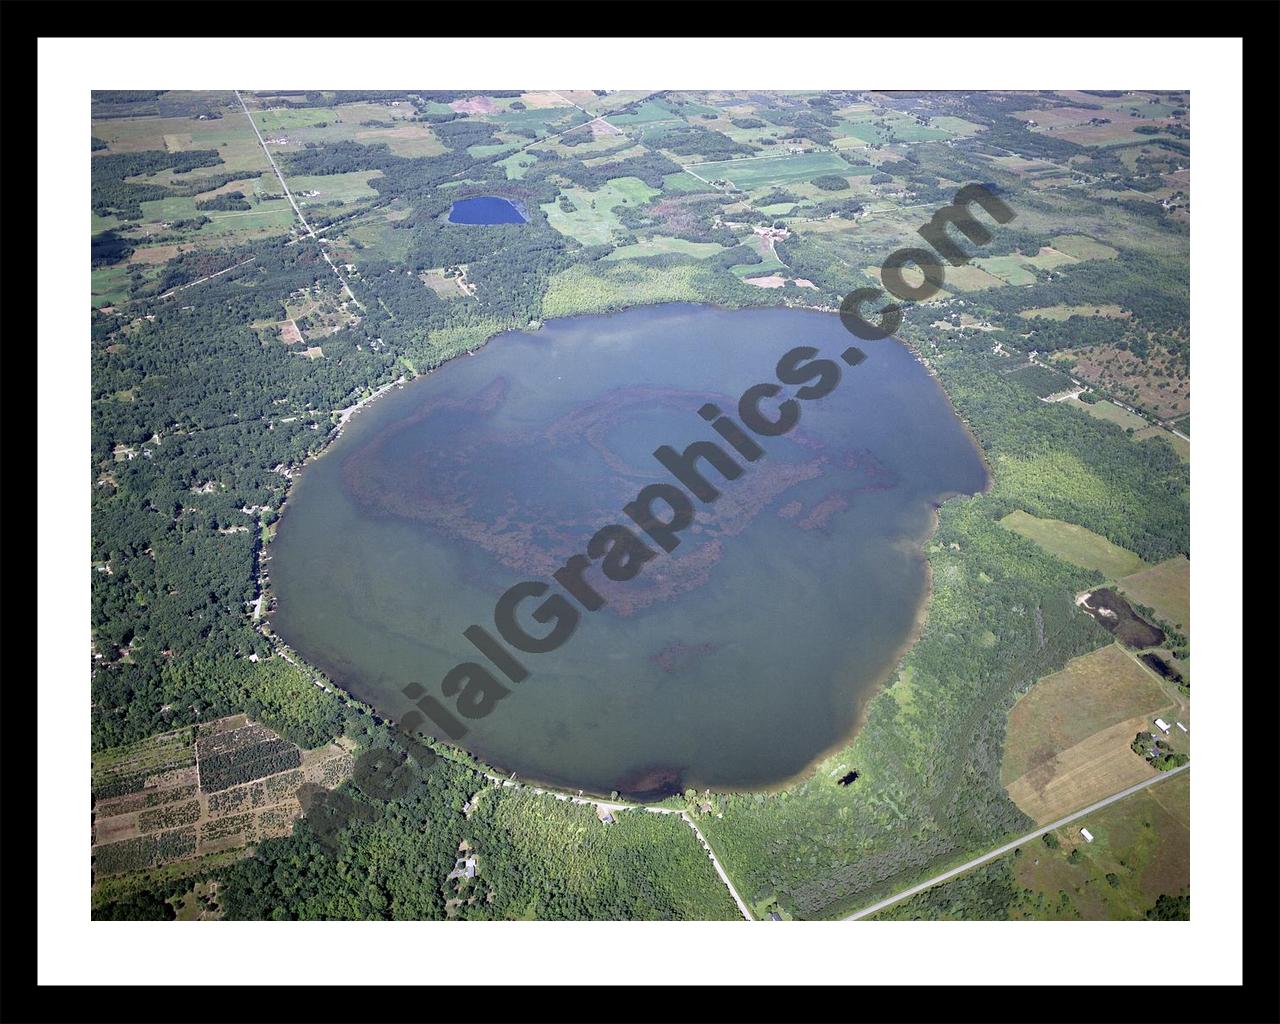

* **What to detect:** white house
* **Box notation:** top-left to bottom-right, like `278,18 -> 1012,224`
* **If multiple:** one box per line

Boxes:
1154,718 -> 1171,735
1080,828 -> 1094,843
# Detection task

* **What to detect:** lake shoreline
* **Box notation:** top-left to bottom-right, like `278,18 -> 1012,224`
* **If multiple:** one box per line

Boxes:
262,301 -> 991,803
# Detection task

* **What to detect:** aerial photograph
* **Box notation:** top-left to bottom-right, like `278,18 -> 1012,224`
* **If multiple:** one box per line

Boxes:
86,86 -> 1192,925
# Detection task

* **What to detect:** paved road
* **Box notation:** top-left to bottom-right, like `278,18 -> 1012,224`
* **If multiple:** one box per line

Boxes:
234,90 -> 364,310
843,763 -> 1191,921
673,809 -> 755,921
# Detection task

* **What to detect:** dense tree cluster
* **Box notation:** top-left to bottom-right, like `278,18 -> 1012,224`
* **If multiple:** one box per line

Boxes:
195,190 -> 252,212
647,123 -> 755,159
91,148 -> 224,219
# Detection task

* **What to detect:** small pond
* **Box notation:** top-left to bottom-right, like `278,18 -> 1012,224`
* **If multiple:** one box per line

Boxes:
448,196 -> 527,225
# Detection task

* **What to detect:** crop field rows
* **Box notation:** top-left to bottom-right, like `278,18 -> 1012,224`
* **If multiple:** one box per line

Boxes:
91,716 -> 353,879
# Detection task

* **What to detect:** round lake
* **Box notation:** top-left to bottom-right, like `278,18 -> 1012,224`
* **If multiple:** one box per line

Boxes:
447,195 -> 528,224
270,304 -> 988,797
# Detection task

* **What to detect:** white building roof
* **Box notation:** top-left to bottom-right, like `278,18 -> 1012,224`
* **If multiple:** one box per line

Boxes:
1154,718 -> 1171,732
1080,828 -> 1094,843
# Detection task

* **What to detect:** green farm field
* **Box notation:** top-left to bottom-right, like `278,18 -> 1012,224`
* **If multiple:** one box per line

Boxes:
287,170 -> 384,206
973,255 -> 1038,286
1049,234 -> 1120,261
684,151 -> 868,190
540,176 -> 659,246
1000,509 -> 1147,578
1001,643 -> 1173,786
92,263 -> 138,307
1021,303 -> 1129,321
1066,397 -> 1151,432
603,236 -> 728,262
1118,556 -> 1190,631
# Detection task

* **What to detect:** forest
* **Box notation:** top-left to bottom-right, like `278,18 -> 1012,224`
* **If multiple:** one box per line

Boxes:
196,720 -> 736,921
91,148 -> 224,218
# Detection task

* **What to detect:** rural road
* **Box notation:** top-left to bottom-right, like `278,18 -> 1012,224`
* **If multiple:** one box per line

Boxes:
842,762 -> 1190,920
157,256 -> 256,301
485,773 -> 755,920
234,89 -> 364,311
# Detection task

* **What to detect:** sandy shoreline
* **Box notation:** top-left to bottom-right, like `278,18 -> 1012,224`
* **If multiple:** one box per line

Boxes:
335,375 -> 407,433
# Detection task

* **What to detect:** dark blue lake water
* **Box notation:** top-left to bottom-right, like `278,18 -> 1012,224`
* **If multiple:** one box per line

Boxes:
448,196 -> 527,224
270,304 -> 988,797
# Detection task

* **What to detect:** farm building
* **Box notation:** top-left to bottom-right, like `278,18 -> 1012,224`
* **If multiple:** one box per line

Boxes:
1176,721 -> 1188,733
1154,718 -> 1171,735
768,912 -> 782,921
600,813 -> 615,825
1080,828 -> 1094,843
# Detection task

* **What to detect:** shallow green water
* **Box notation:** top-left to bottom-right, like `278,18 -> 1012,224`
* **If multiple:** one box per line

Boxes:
270,304 -> 988,797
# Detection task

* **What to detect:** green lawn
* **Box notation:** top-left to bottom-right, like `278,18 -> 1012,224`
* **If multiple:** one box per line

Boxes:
467,142 -> 521,160
609,100 -> 681,126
